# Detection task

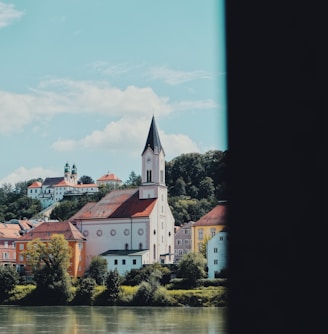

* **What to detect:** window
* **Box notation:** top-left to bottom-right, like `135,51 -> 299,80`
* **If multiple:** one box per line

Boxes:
198,229 -> 204,240
169,246 -> 171,261
122,259 -> 126,265
160,170 -> 164,183
19,244 -> 24,250
125,243 -> 129,250
19,255 -> 24,262
153,244 -> 156,260
214,248 -> 218,253
211,228 -> 216,237
3,252 -> 8,259
78,243 -> 83,250
114,259 -> 118,265
176,239 -> 182,246
4,241 -> 8,248
133,259 -> 137,265
220,236 -> 224,241
147,170 -> 152,182
214,259 -> 218,265
184,239 -> 189,245
139,243 -> 143,250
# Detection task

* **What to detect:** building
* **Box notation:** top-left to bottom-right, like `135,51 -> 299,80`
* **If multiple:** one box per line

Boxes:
191,202 -> 227,253
174,221 -> 193,263
207,226 -> 228,278
0,219 -> 40,268
27,163 -> 98,209
69,116 -> 175,274
15,221 -> 86,278
96,172 -> 122,188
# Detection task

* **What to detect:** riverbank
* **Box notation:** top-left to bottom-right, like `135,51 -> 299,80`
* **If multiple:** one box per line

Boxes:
3,284 -> 227,307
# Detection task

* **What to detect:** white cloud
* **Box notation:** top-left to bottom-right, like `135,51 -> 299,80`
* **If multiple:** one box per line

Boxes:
0,1 -> 24,29
0,167 -> 59,187
0,78 -> 172,135
148,66 -> 211,85
52,116 -> 200,161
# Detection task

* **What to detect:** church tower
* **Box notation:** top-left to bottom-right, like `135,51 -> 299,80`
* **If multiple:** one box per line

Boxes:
139,116 -> 166,199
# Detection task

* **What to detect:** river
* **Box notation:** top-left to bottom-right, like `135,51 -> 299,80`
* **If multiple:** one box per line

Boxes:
0,306 -> 227,333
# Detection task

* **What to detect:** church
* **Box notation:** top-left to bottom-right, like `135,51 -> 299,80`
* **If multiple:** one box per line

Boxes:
69,116 -> 175,273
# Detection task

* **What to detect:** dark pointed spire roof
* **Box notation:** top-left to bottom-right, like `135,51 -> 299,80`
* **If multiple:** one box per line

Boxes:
142,116 -> 164,155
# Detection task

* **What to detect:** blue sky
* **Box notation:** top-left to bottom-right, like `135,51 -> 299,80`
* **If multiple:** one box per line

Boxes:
0,0 -> 227,186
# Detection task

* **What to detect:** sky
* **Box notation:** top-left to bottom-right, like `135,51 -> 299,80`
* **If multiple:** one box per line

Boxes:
0,0 -> 227,187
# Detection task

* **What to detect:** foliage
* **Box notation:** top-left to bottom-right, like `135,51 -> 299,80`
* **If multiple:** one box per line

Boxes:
199,235 -> 211,259
23,234 -> 72,272
74,277 -> 97,305
0,266 -> 19,301
4,284 -> 36,304
176,252 -> 207,286
123,263 -> 171,286
85,256 -> 108,285
132,270 -> 173,306
78,175 -> 95,185
0,179 -> 42,221
123,171 -> 142,187
22,234 -> 73,305
106,268 -> 121,302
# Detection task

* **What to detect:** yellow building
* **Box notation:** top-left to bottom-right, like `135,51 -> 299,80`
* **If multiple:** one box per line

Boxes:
16,221 -> 86,278
191,202 -> 227,252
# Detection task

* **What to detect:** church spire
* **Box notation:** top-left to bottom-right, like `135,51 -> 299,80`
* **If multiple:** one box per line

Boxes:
142,116 -> 164,155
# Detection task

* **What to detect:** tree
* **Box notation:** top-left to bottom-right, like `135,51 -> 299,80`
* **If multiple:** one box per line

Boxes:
22,234 -> 73,304
0,266 -> 19,301
85,256 -> 108,285
78,175 -> 95,185
176,252 -> 207,287
75,277 -> 97,305
106,268 -> 121,302
124,171 -> 141,187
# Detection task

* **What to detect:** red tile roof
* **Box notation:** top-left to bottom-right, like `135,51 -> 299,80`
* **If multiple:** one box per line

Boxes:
69,188 -> 156,220
0,223 -> 22,239
28,181 -> 42,188
97,173 -> 121,182
194,204 -> 227,226
18,221 -> 85,242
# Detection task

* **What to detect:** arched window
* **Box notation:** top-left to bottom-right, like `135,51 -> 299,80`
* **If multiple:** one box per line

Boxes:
139,242 -> 143,250
153,244 -> 156,260
169,245 -> 172,261
125,243 -> 129,250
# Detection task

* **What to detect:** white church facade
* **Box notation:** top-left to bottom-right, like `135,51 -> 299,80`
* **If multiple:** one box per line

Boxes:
69,116 -> 175,273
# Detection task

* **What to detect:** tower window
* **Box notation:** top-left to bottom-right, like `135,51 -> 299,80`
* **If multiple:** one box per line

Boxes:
147,170 -> 152,182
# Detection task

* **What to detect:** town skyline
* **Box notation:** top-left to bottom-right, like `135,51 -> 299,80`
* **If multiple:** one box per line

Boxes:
0,0 -> 227,186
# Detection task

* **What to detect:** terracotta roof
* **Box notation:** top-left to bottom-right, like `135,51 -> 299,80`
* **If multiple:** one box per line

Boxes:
0,223 -> 22,239
193,204 -> 227,226
97,173 -> 122,182
69,188 -> 156,220
53,180 -> 74,187
18,221 -> 86,242
28,181 -> 42,188
76,183 -> 98,188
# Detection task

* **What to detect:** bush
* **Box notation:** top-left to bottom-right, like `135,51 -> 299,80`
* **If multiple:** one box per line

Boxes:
74,277 -> 97,305
85,256 -> 108,285
106,269 -> 121,303
0,266 -> 20,301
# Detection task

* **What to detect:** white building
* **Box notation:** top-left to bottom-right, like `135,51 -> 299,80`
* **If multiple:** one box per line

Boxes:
70,116 -> 175,273
207,227 -> 228,278
27,163 -> 98,209
96,172 -> 122,188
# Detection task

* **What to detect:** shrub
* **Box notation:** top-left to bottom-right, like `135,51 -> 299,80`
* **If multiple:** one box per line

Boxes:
85,256 -> 108,285
0,266 -> 20,301
74,277 -> 97,305
106,269 -> 121,302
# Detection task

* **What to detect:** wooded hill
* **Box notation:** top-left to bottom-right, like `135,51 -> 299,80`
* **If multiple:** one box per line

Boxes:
0,150 -> 227,226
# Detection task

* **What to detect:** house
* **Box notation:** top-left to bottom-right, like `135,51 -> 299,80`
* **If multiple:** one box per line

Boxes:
96,172 -> 122,188
207,226 -> 228,278
27,163 -> 98,209
191,202 -> 227,252
174,221 -> 193,263
69,116 -> 175,274
15,221 -> 86,278
0,219 -> 40,268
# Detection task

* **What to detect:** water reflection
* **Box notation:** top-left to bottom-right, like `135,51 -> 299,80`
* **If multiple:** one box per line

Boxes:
0,306 -> 227,334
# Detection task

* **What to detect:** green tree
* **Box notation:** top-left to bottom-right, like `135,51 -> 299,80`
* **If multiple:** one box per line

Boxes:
86,256 -> 108,285
176,252 -> 207,287
0,266 -> 19,301
106,268 -> 121,302
75,277 -> 97,305
78,175 -> 95,185
124,171 -> 141,187
22,234 -> 73,304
